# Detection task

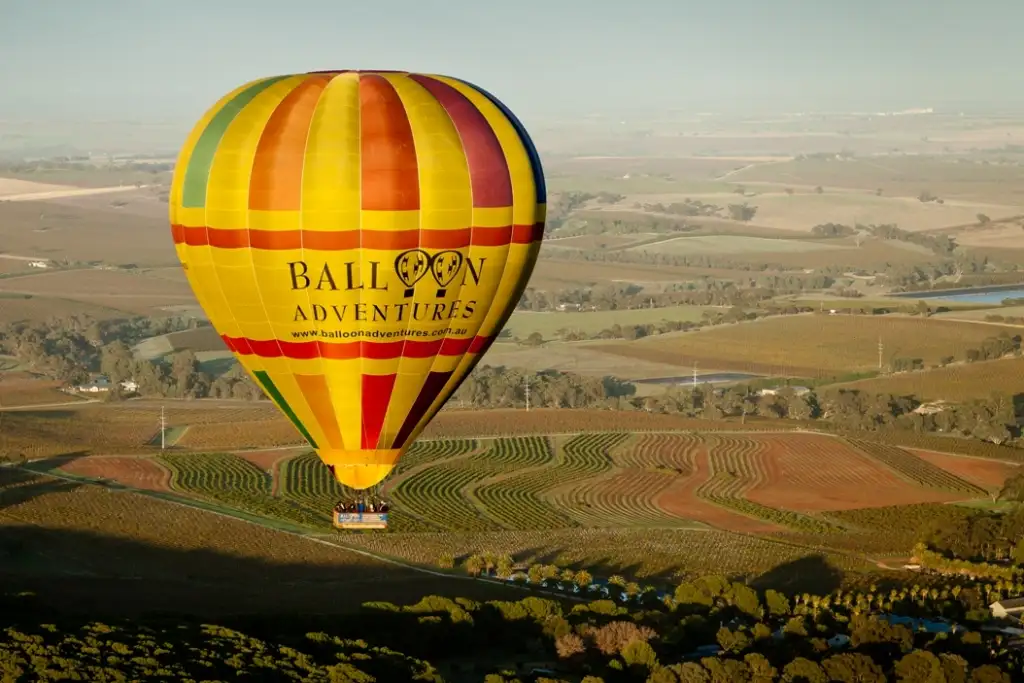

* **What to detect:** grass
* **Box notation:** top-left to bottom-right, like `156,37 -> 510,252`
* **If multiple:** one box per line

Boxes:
833,356 -> 1024,402
592,314 -> 1015,377
502,305 -> 715,339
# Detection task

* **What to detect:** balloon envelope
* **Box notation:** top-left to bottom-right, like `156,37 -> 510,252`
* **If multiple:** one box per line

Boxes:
169,71 -> 546,489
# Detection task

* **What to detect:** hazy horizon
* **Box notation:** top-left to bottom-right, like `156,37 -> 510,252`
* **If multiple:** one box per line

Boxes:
3,0 -> 1024,128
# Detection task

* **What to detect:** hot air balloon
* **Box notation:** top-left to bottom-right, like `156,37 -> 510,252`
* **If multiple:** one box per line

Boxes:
169,70 -> 545,528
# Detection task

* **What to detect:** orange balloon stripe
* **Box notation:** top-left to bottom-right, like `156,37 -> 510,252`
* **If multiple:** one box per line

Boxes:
221,334 -> 493,360
359,74 -> 419,211
293,373 -> 345,450
249,75 -> 331,211
170,222 -> 544,249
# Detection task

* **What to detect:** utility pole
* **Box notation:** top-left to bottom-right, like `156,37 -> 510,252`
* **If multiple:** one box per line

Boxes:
524,376 -> 531,412
877,337 -> 884,371
692,362 -> 698,390
160,406 -> 166,450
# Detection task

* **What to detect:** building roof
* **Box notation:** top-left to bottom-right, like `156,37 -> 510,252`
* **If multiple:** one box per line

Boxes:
992,597 -> 1024,610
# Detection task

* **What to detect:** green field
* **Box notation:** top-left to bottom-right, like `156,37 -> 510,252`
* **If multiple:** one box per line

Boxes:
503,305 -> 715,339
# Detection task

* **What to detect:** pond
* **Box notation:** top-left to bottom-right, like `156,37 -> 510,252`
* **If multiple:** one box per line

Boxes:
634,372 -> 762,387
892,286 -> 1024,305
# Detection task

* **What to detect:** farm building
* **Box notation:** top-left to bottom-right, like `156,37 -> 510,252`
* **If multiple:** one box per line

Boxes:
990,598 -> 1024,620
74,377 -> 139,394
757,386 -> 810,397
28,260 -> 49,268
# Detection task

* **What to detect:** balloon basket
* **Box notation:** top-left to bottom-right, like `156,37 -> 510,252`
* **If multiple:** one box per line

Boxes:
333,511 -> 388,530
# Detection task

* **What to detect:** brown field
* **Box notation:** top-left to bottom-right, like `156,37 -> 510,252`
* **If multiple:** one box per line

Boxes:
909,450 -> 1020,492
0,178 -> 73,196
593,314 -> 1012,377
725,157 -> 1024,204
0,373 -> 83,407
0,269 -> 195,314
950,223 -> 1024,250
705,191 -> 1023,234
481,341 -> 687,380
58,455 -> 171,492
177,420 -> 305,451
422,408 -> 800,438
0,293 -> 132,323
0,195 -> 176,266
544,234 -> 658,250
0,469 -> 513,616
0,402 -> 283,457
744,434 -> 963,512
234,448 -> 304,470
530,257 -> 716,287
835,356 -> 1024,402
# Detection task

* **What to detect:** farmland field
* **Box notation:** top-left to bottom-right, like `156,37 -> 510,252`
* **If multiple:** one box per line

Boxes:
694,191 -> 1023,233
834,356 -> 1024,402
0,293 -> 131,323
625,234 -> 850,255
503,305 -> 714,339
0,468 -> 513,616
593,314 -> 1011,377
724,157 -> 1024,205
0,372 -> 84,407
0,194 -> 176,266
0,269 -> 195,315
25,427 -> 1005,561
528,257 -> 717,288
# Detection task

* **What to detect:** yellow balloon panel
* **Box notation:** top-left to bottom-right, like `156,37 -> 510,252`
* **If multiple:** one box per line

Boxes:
170,71 -> 546,489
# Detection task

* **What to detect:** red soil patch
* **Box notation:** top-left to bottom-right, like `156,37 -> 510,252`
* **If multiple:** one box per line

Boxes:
59,456 -> 170,492
656,445 -> 782,533
910,449 -> 1021,492
745,434 -> 963,512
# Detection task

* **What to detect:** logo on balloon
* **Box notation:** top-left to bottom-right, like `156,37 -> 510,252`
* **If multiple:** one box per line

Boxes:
393,249 -> 431,298
394,249 -> 466,298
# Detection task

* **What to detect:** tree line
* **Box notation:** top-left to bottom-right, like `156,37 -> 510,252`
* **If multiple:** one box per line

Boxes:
2,570 -> 1019,681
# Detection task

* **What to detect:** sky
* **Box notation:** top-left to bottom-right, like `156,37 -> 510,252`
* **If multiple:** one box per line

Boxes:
2,0 -> 1023,126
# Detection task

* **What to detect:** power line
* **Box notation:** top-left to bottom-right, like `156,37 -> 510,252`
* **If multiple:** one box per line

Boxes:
159,406 -> 166,450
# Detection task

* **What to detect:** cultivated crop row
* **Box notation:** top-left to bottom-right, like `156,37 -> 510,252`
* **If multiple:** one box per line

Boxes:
469,436 -> 567,529
160,453 -> 326,529
488,433 -> 629,530
615,433 -> 701,474
392,439 -> 479,476
390,439 -> 544,531
845,438 -> 987,495
554,468 -> 686,528
339,527 -> 869,579
696,436 -> 842,534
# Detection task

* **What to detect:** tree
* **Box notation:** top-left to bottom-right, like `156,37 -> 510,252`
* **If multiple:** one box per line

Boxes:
998,472 -> 1024,502
463,555 -> 484,577
821,653 -> 885,683
781,657 -> 827,683
744,653 -> 777,683
977,213 -> 991,225
622,640 -> 658,671
555,633 -> 585,659
815,186 -> 824,194
894,651 -> 945,683
574,570 -> 593,589
765,589 -> 790,616
969,665 -> 1011,683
